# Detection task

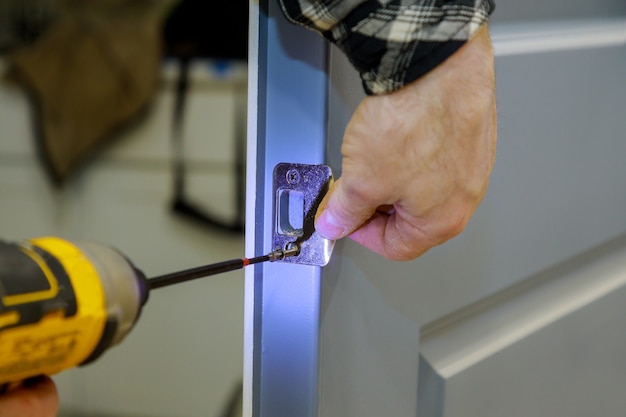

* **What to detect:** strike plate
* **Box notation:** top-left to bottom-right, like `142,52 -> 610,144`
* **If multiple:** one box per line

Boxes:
272,163 -> 334,266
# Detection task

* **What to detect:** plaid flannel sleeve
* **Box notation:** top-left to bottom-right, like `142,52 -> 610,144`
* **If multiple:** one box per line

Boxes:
278,0 -> 495,95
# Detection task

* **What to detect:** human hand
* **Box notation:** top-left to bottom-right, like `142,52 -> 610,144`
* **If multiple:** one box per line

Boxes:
0,376 -> 59,417
315,25 -> 497,260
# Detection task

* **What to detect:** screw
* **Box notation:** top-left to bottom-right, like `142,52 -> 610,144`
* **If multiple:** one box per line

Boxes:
284,242 -> 301,257
286,169 -> 300,185
267,242 -> 300,261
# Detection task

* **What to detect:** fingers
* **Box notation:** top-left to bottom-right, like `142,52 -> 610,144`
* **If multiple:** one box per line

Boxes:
348,206 -> 470,261
0,376 -> 59,417
349,213 -> 427,261
315,178 -> 379,240
316,177 -> 441,260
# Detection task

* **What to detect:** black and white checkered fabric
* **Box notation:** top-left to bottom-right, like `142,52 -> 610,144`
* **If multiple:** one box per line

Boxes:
278,0 -> 495,95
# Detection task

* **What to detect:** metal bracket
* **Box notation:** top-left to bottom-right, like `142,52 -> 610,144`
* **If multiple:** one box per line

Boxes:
272,163 -> 334,266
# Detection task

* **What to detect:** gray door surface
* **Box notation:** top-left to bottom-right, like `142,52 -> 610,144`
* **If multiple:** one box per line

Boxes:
244,1 -> 626,416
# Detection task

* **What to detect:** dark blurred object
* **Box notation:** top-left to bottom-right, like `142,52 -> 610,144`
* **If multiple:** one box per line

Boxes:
0,0 -> 60,53
163,0 -> 248,61
218,380 -> 243,417
6,0 -> 165,183
163,0 -> 247,234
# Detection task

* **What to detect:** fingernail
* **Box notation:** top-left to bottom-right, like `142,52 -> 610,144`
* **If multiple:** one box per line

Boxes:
315,210 -> 346,240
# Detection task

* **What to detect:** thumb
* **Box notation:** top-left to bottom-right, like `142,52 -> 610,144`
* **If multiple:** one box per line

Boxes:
315,178 -> 378,240
0,376 -> 59,417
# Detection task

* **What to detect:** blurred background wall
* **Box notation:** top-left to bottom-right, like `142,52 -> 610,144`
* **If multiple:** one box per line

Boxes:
0,1 -> 247,416
0,57 -> 247,417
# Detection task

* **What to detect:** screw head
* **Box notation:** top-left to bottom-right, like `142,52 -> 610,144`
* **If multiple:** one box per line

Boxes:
286,169 -> 300,185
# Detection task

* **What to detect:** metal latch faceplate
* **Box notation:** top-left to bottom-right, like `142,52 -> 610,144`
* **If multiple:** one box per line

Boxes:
272,163 -> 334,266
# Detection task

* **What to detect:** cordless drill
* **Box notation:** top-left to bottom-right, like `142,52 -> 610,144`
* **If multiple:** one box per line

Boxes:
0,236 -> 298,384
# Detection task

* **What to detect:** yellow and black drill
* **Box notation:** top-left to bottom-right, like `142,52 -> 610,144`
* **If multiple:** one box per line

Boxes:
0,236 -> 298,385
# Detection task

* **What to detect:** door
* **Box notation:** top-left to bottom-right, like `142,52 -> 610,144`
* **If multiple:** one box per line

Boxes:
245,1 -> 626,416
